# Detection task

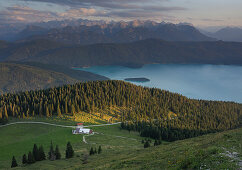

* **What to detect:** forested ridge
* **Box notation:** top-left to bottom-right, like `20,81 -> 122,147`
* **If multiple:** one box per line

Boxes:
1,39 -> 242,68
0,62 -> 108,94
0,80 -> 241,141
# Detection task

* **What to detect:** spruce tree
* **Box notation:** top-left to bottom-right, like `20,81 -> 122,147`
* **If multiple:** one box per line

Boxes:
154,140 -> 158,146
4,106 -> 8,120
46,106 -> 50,117
27,151 -> 35,164
33,144 -> 40,161
57,104 -> 62,117
48,141 -> 56,161
89,147 -> 94,155
55,145 -> 61,160
98,146 -> 102,154
65,142 -> 74,159
64,101 -> 68,113
22,154 -> 27,164
0,108 -> 2,119
144,141 -> 150,148
71,104 -> 75,116
11,156 -> 18,168
39,145 -> 46,161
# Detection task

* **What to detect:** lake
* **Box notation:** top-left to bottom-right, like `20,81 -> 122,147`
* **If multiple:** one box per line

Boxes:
76,64 -> 242,103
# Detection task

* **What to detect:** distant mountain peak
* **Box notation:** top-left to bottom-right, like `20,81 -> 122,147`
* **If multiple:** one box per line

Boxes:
2,19 -> 215,44
204,27 -> 242,42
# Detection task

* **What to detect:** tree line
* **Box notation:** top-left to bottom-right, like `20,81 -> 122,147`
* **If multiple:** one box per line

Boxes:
11,141 -> 74,168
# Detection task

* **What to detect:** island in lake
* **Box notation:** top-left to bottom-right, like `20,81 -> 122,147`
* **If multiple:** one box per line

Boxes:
124,77 -> 150,83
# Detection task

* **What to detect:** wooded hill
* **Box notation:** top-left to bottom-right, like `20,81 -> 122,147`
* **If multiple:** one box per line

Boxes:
0,62 -> 108,94
1,39 -> 242,68
0,80 -> 241,141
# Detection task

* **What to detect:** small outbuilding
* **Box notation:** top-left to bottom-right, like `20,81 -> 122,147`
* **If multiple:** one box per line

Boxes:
72,123 -> 93,134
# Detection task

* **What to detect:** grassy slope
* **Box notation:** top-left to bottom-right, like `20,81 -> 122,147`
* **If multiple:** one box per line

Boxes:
0,119 -> 241,170
0,62 -> 108,94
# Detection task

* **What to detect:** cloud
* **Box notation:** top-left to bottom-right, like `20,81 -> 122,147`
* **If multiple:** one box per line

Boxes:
0,6 -> 59,23
18,0 -> 184,11
15,0 -> 186,19
0,5 -> 105,23
187,17 -> 224,22
0,0 -> 187,23
59,8 -> 98,18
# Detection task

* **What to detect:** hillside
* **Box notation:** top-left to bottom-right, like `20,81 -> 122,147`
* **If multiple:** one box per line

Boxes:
0,119 -> 241,169
0,80 -> 241,139
1,39 -> 242,67
0,62 -> 108,94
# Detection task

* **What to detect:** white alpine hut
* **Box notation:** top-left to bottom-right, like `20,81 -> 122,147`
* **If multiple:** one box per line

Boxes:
72,123 -> 93,134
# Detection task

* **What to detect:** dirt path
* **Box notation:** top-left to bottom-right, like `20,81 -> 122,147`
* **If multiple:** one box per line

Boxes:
83,133 -> 94,144
0,121 -> 76,128
83,132 -> 98,144
0,121 -> 121,129
83,122 -> 121,127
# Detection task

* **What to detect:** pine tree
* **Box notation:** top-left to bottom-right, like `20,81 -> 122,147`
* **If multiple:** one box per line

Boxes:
4,106 -> 8,120
22,154 -> 27,164
144,141 -> 150,148
65,142 -> 74,159
71,104 -> 75,116
0,108 -> 2,119
55,145 -> 61,160
11,156 -> 18,168
57,104 -> 62,117
89,147 -> 94,155
27,151 -> 35,164
46,106 -> 50,117
64,100 -> 68,113
48,141 -> 56,161
98,146 -> 102,154
154,140 -> 158,146
39,145 -> 46,161
33,144 -> 40,161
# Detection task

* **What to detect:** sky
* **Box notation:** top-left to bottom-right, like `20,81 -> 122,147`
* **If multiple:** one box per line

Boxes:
0,0 -> 241,27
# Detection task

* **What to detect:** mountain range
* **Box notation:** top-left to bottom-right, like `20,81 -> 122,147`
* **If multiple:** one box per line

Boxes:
2,20 -> 215,44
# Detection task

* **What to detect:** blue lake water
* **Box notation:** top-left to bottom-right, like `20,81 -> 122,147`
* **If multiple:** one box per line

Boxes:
76,64 -> 242,103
